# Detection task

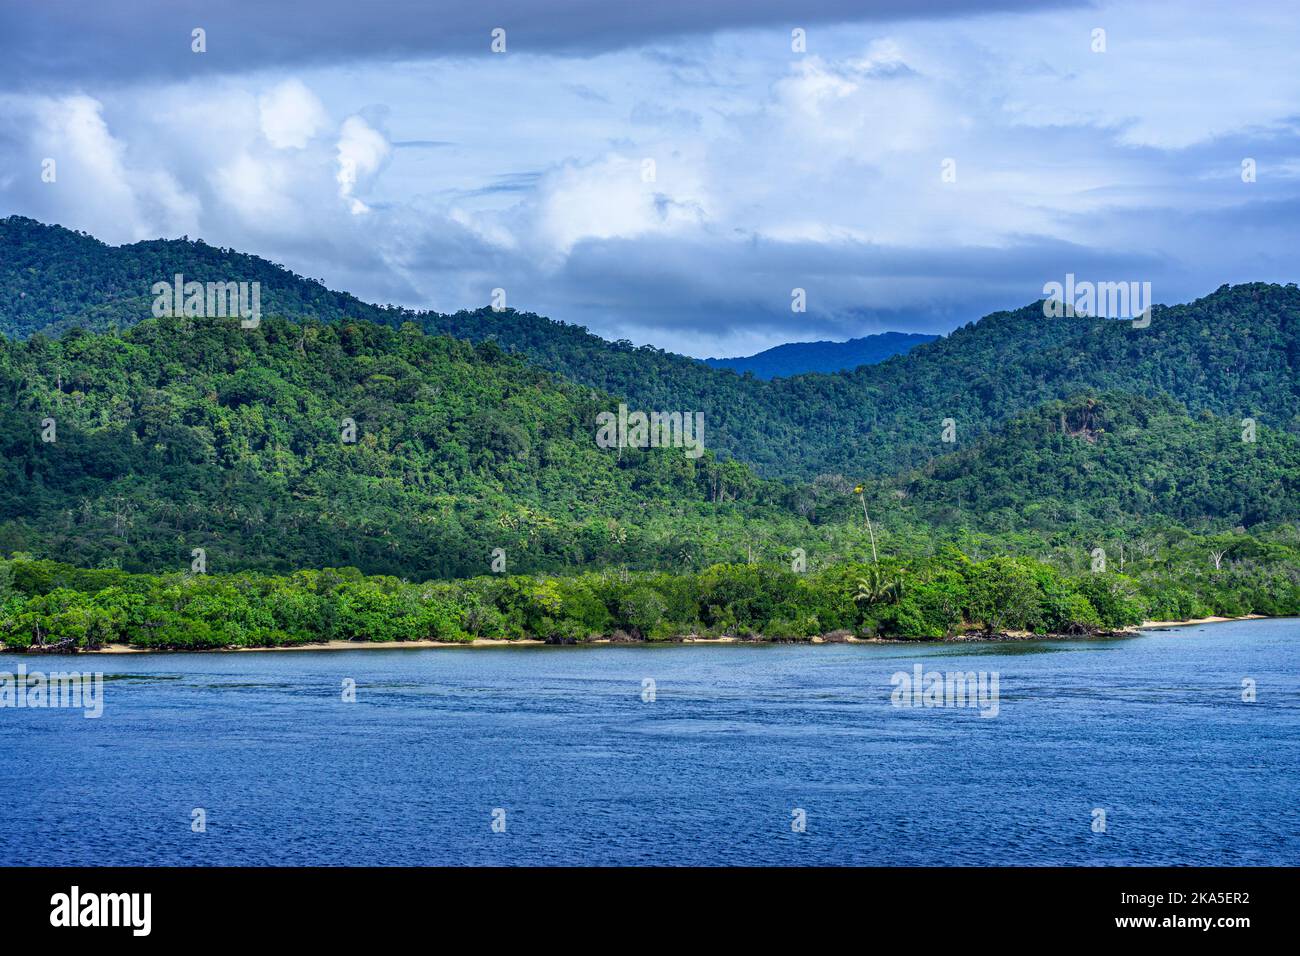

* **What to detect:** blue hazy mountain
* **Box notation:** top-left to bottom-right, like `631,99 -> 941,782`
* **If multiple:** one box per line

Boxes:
702,331 -> 939,379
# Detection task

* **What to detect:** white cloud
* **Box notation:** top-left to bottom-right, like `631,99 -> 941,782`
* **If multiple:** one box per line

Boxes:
258,79 -> 329,149
336,115 -> 390,214
0,93 -> 200,241
534,154 -> 709,257
211,151 -> 300,227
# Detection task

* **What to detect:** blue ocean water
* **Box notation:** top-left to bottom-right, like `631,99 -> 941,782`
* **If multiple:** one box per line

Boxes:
1,619 -> 1296,866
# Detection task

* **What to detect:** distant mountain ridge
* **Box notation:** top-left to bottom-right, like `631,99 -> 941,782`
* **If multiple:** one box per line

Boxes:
703,331 -> 938,379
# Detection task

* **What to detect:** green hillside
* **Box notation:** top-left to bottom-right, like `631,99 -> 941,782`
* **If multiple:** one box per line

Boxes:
6,217 -> 1299,484
892,393 -> 1300,532
4,313 -> 1299,582
0,216 -> 392,338
0,314 -> 810,578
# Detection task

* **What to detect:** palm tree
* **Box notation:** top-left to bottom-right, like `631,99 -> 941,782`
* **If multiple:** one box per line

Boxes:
854,566 -> 903,608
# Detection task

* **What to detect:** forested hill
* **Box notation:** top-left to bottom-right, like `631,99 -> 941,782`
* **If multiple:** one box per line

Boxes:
1,312 -> 1298,582
702,331 -> 938,378
0,216 -> 393,339
0,315 -> 782,578
411,284 -> 1300,483
4,217 -> 1300,483
889,393 -> 1300,532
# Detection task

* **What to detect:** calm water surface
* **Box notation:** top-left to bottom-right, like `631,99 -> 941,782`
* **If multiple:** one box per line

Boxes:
1,619 -> 1296,865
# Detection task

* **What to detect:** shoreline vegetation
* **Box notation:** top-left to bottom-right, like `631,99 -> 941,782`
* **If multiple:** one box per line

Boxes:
3,553 -> 1293,655
69,613 -> 1273,654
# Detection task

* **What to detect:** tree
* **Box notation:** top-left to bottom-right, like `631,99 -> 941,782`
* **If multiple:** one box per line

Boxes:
968,558 -> 1042,635
854,565 -> 904,608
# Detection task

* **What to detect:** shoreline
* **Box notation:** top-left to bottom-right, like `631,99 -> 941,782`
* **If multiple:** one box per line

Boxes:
1137,614 -> 1267,629
80,637 -> 549,654
27,613 -> 1273,655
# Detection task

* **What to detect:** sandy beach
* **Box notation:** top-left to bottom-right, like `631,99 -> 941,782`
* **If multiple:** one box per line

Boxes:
84,637 -> 546,654
55,613 -> 1276,654
1139,614 -> 1268,629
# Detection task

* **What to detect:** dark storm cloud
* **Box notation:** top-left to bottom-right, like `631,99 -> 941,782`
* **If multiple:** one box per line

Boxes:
1,0 -> 1084,90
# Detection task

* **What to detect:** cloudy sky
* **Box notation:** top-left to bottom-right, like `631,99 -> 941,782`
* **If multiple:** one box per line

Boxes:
2,0 -> 1298,357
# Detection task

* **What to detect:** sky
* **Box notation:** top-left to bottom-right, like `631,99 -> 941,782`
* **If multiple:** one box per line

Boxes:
2,0 -> 1299,357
